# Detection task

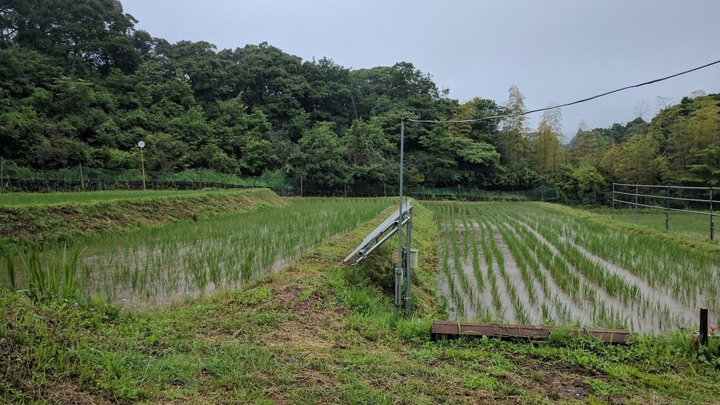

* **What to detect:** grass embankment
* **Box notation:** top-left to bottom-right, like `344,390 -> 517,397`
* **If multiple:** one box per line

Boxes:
0,188 -> 283,254
542,203 -> 720,258
2,199 -> 720,403
595,207 -> 718,244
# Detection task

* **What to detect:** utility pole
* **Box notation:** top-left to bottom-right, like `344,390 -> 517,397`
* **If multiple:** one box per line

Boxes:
397,117 -> 411,315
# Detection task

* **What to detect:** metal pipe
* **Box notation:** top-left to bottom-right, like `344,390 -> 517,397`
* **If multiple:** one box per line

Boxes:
140,148 -> 146,191
405,208 -> 413,314
396,118 -> 406,310
711,187 -> 714,241
634,184 -> 638,224
612,183 -> 615,219
666,185 -> 670,231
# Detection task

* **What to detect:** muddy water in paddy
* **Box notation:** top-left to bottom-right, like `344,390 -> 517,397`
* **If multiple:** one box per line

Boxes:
439,214 -> 702,332
482,228 -> 517,323
436,270 -> 458,318
440,231 -> 484,320
502,222 -> 589,325
565,239 -> 697,323
436,206 -> 716,333
522,220 -> 702,332
517,221 -> 655,331
490,224 -> 545,324
65,236 -> 310,310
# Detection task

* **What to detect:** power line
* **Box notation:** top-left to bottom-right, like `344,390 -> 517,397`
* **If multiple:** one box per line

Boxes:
408,58 -> 720,124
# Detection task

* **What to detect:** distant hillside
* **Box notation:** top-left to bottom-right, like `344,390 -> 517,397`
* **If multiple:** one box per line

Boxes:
1,1 -> 718,202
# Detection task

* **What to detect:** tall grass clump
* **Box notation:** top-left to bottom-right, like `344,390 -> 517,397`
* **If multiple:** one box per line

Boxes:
6,245 -> 85,300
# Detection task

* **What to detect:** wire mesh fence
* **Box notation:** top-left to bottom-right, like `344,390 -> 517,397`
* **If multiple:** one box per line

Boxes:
0,159 -> 557,201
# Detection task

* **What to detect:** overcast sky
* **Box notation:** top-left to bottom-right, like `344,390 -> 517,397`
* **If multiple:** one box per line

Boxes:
120,0 -> 720,139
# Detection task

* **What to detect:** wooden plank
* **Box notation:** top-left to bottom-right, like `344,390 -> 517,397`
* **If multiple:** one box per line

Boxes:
431,320 -> 629,344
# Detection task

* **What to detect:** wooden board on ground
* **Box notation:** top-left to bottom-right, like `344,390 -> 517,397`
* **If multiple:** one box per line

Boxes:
431,320 -> 630,344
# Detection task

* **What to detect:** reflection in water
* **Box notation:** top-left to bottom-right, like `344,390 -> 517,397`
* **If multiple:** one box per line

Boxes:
4,198 -> 389,310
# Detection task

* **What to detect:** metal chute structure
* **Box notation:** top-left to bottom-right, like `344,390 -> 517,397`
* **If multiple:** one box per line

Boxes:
344,199 -> 413,313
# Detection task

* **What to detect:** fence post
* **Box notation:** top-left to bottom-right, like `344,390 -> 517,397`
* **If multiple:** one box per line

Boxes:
634,184 -> 639,224
666,185 -> 670,231
710,187 -> 714,241
79,163 -> 85,191
612,183 -> 615,219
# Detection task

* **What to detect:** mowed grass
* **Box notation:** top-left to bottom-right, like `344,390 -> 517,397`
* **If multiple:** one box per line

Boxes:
0,189 -> 255,207
2,200 -> 720,403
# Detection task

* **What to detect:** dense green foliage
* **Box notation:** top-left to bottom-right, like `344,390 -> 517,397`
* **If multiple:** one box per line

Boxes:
1,0 -> 718,200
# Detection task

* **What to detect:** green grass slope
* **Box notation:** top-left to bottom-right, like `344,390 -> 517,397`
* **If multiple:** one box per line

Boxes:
0,188 -> 283,254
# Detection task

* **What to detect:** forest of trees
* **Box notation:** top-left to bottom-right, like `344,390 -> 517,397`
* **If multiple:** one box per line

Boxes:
1,0 -> 719,203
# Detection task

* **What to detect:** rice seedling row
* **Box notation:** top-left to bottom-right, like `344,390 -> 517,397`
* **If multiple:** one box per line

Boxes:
4,198 -> 390,308
431,202 -> 717,333
521,205 -> 718,316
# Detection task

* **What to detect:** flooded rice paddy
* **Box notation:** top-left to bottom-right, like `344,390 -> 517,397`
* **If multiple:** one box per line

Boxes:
433,202 -> 718,334
2,198 -> 389,309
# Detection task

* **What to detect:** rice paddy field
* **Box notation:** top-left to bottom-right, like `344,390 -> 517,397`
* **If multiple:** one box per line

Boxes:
431,202 -> 719,334
1,197 -> 390,308
4,193 -> 718,333
4,191 -> 720,403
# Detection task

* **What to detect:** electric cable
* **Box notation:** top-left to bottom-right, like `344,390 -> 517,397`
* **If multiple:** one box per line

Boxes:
408,58 -> 720,124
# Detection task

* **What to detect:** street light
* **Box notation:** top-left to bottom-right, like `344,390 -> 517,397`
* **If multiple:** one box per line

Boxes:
138,141 -> 146,191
